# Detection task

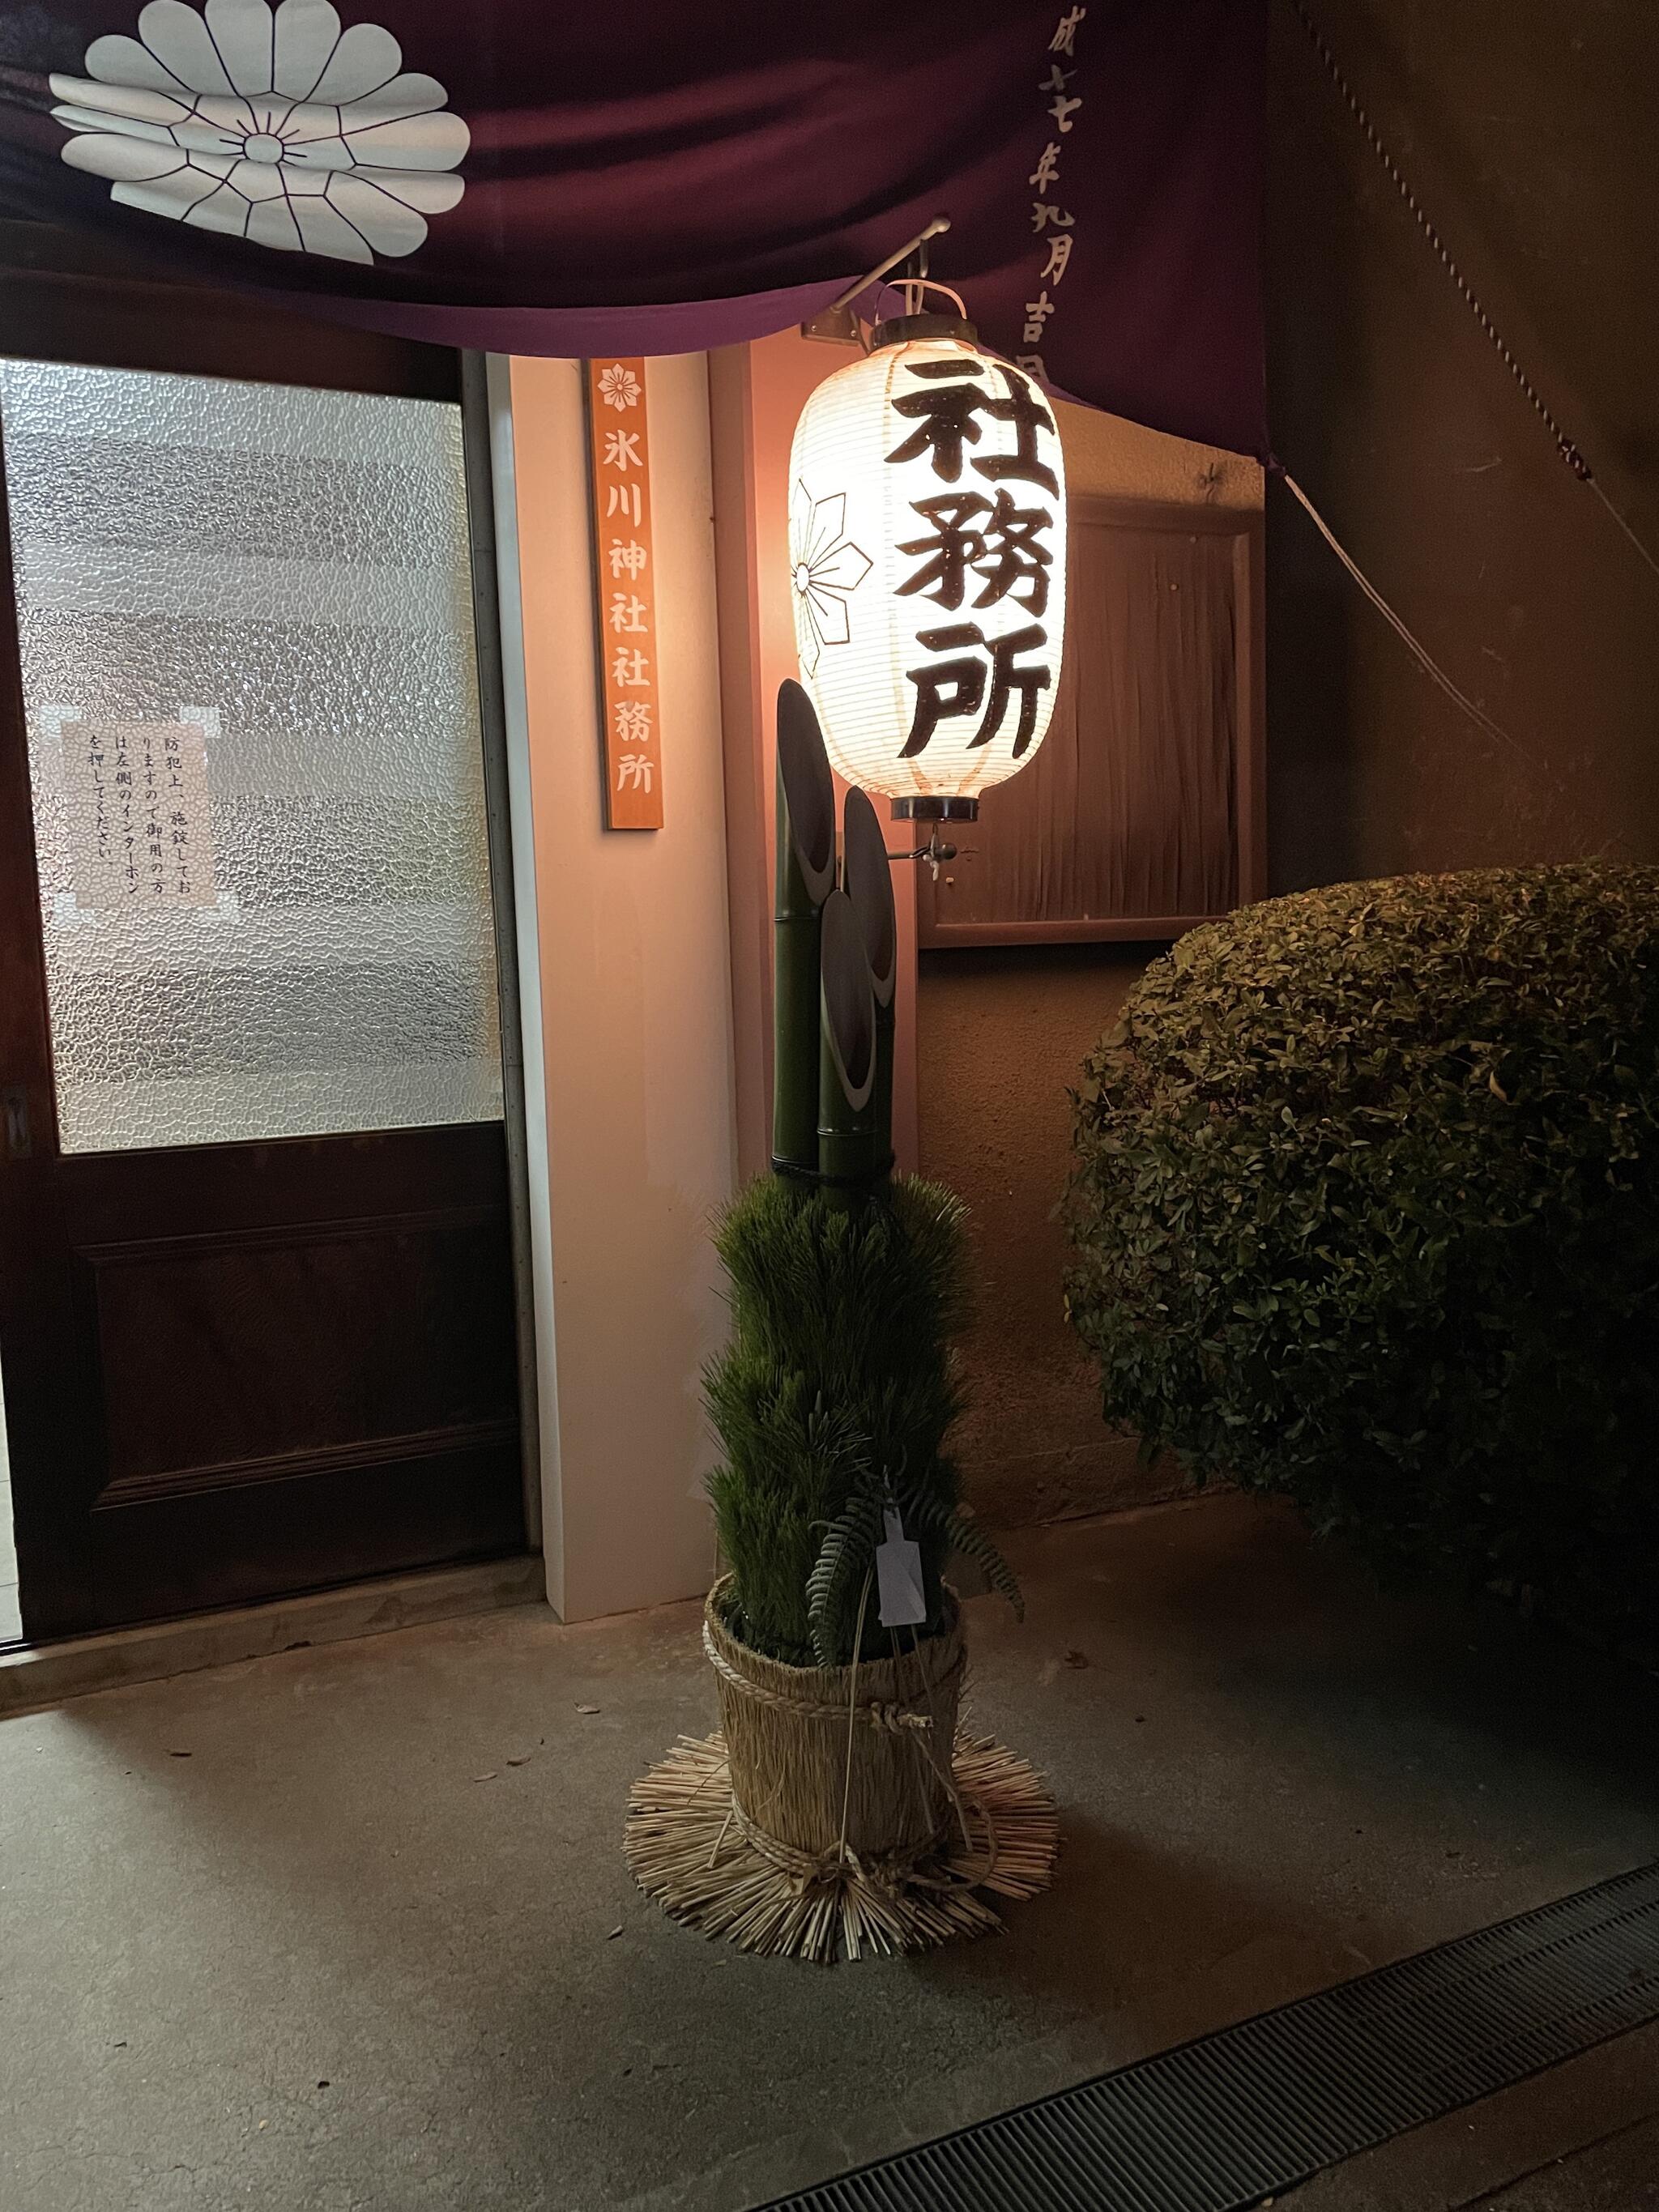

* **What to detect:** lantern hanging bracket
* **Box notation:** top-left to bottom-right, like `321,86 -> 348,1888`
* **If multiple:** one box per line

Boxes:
800,215 -> 952,344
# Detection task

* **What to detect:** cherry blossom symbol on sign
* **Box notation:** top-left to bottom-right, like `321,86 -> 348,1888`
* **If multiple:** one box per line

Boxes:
598,365 -> 642,411
789,482 -> 872,676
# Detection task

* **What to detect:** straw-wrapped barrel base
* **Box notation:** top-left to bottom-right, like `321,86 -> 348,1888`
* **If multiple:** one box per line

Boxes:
625,1729 -> 1059,1963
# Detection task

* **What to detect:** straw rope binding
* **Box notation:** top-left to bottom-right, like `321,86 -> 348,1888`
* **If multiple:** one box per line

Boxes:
625,1729 -> 1058,1962
701,1617 -> 959,1733
625,1582 -> 1059,1963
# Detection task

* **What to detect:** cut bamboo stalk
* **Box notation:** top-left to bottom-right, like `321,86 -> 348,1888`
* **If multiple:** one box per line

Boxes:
773,680 -> 838,1178
818,887 -> 881,1193
841,786 -> 898,1171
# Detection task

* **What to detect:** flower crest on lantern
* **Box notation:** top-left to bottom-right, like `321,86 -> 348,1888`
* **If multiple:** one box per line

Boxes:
789,486 -> 872,676
787,296 -> 1067,820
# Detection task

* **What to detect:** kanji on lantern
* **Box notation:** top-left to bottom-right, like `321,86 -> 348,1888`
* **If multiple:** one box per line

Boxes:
896,489 -> 1053,617
886,360 -> 1058,496
787,329 -> 1066,813
901,622 -> 1051,761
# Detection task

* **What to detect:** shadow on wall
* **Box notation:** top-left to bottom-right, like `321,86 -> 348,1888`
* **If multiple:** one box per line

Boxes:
924,1 -> 1659,1533
917,940 -> 1183,1532
1265,0 -> 1659,886
913,392 -> 1260,1536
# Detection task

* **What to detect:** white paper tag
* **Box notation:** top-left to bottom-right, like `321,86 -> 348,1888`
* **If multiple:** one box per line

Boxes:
875,1509 -> 927,1628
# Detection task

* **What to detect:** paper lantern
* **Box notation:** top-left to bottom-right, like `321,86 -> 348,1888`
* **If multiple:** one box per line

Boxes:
787,313 -> 1067,820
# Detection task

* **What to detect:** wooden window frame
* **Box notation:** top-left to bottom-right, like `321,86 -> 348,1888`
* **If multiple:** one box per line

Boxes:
0,218 -> 458,399
916,492 -> 1266,949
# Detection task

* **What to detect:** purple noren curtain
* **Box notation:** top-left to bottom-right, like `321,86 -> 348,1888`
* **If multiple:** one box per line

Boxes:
0,2 -> 1266,455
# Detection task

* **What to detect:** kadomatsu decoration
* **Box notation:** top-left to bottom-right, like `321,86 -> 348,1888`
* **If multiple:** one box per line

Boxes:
625,682 -> 1057,1963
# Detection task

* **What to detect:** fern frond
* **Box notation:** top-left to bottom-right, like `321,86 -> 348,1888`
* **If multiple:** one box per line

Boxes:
902,1494 -> 1024,1621
807,1489 -> 885,1665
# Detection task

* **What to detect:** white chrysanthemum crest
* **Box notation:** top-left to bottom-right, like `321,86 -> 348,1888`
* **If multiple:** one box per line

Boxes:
50,0 -> 469,264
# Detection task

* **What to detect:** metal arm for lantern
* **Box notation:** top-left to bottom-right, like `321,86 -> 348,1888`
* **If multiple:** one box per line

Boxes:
800,215 -> 953,347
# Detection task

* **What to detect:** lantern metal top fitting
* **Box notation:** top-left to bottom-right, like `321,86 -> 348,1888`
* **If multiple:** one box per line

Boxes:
787,279 -> 1067,825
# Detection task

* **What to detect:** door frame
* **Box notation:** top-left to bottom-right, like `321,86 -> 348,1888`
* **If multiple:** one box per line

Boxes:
0,225 -> 542,1636
460,350 -> 544,1554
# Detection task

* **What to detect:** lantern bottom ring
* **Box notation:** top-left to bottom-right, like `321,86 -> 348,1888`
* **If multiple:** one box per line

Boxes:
890,795 -> 979,824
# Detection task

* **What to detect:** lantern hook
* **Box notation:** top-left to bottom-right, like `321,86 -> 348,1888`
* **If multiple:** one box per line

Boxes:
885,824 -> 963,880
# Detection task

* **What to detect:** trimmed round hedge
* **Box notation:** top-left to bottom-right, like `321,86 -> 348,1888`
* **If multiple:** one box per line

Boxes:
1064,863 -> 1659,1627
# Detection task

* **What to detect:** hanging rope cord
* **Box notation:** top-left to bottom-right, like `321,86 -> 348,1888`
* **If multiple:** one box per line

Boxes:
1282,0 -> 1659,757
1279,472 -> 1526,761
1290,0 -> 1659,582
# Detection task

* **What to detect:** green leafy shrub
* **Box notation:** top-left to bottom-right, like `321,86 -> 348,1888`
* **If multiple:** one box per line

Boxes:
706,1174 -> 1019,1666
1064,863 -> 1659,1628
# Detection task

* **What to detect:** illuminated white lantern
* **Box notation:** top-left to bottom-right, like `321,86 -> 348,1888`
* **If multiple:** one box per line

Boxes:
787,309 -> 1067,821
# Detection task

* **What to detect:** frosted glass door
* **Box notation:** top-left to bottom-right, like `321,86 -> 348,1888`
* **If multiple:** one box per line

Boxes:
0,360 -> 504,1153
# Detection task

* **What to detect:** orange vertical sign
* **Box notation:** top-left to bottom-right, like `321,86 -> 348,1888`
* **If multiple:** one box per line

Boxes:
586,358 -> 663,829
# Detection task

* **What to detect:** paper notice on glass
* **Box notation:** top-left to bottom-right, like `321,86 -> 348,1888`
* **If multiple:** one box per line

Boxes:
62,718 -> 217,911
876,1508 -> 927,1628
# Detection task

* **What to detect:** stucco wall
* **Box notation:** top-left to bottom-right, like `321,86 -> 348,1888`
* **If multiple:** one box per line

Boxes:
923,1 -> 1658,1533
1266,0 -> 1659,887
917,942 -> 1175,1531
916,403 -> 1263,1532
495,353 -> 736,1622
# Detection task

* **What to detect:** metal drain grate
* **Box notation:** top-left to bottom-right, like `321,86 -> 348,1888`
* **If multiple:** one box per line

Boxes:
753,1858 -> 1659,2212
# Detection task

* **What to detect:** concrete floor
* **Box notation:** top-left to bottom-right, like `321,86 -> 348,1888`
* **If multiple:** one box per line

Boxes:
2,1492 -> 1657,2212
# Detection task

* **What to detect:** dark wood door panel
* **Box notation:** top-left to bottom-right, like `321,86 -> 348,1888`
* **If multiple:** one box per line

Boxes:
19,1132 -> 527,1631
58,1123 -> 510,1242
15,1118 -> 527,1633
88,1430 -> 523,1626
82,1204 -> 517,1496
